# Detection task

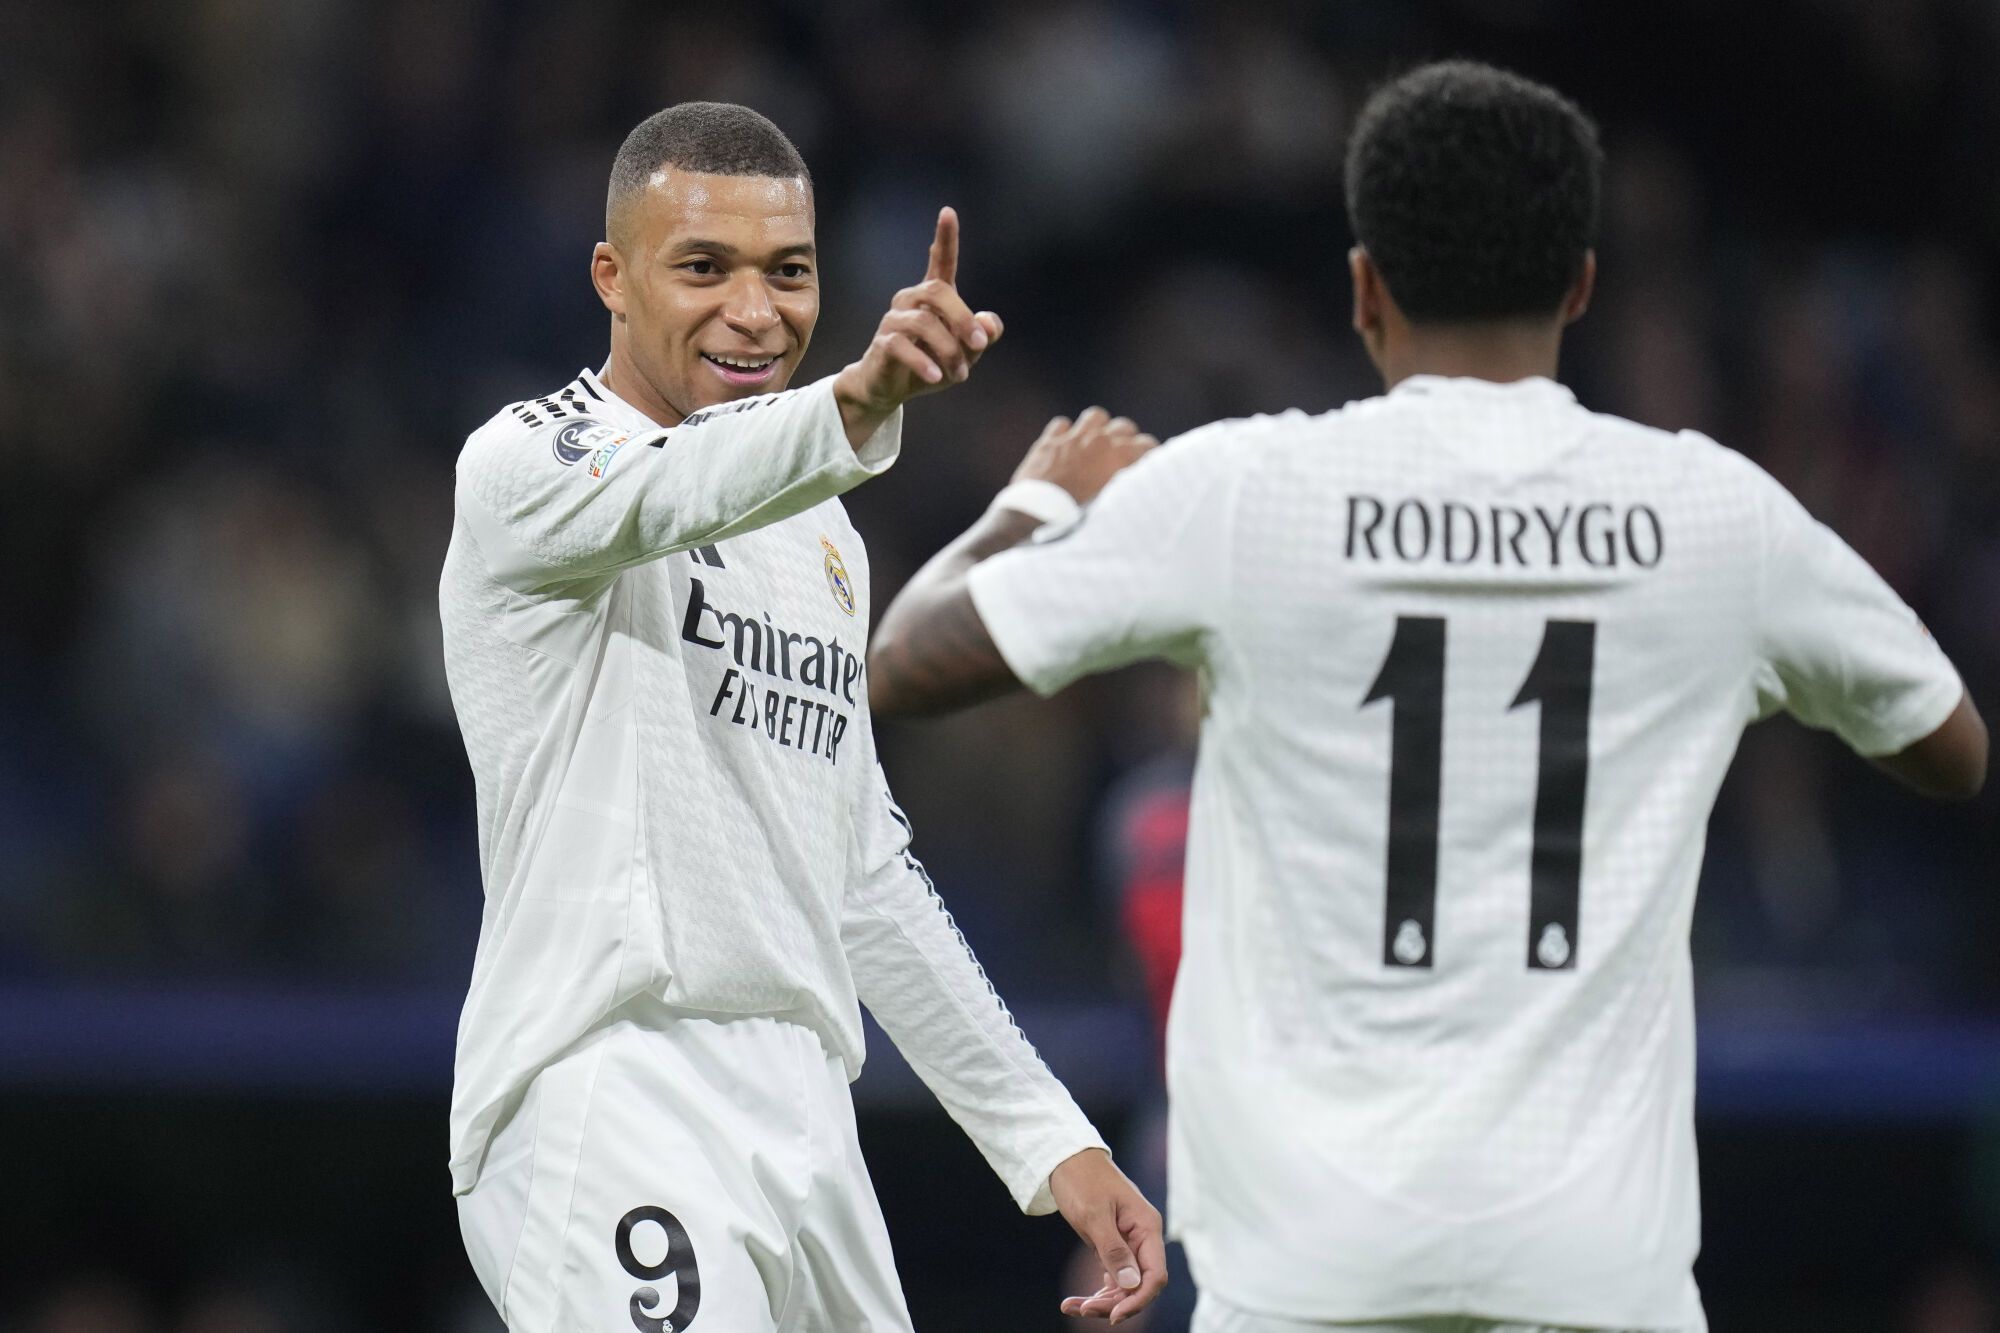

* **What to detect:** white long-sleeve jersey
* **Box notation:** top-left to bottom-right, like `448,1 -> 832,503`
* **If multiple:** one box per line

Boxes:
967,375 -> 1965,1329
440,369 -> 1104,1209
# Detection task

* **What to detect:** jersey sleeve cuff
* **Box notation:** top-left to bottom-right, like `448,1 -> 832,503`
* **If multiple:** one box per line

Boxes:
828,378 -> 903,476
990,479 -> 1083,527
1012,1125 -> 1114,1216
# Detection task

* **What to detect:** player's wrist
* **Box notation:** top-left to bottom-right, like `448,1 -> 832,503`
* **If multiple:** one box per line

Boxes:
832,363 -> 900,447
990,478 -> 1082,527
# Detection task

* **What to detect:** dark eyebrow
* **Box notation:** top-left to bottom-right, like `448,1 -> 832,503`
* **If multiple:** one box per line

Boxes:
668,239 -> 816,262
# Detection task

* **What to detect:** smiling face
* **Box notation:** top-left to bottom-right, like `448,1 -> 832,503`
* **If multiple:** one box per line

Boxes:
592,166 -> 818,423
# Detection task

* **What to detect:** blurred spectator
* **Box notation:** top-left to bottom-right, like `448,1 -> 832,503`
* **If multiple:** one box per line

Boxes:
1902,1257 -> 1998,1333
173,1284 -> 298,1333
28,1276 -> 152,1333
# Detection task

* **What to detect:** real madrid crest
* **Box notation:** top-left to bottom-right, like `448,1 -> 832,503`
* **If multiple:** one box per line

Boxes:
821,537 -> 857,616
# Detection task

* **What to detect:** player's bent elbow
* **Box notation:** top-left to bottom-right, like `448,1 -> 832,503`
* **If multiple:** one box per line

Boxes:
1946,720 -> 1989,801
1924,752 -> 1987,802
1934,697 -> 1988,801
1879,695 -> 1988,801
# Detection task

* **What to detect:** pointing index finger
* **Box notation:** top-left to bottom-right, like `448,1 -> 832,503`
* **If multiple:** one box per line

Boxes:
926,206 -> 959,286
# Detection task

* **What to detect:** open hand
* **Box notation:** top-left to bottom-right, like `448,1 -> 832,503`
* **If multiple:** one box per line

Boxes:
1013,407 -> 1159,505
1049,1148 -> 1167,1324
834,207 -> 1003,443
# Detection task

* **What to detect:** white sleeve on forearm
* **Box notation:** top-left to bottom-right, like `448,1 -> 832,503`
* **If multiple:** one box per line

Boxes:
457,376 -> 900,594
842,757 -> 1108,1214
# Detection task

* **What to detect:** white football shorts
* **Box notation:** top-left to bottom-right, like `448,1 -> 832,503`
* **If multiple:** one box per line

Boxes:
1193,1290 -> 1694,1333
457,1001 -> 915,1333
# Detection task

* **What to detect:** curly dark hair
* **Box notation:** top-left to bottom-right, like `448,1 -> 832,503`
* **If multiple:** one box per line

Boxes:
607,102 -> 810,241
1344,61 -> 1603,323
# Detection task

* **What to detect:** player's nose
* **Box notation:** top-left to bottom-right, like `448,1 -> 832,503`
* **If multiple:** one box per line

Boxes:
721,275 -> 781,336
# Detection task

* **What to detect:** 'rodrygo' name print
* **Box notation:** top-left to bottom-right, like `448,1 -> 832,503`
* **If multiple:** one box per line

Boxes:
1345,494 -> 1664,570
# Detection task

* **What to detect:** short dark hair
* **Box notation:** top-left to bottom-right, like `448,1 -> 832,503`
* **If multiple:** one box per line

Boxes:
606,102 -> 811,240
1344,61 -> 1603,323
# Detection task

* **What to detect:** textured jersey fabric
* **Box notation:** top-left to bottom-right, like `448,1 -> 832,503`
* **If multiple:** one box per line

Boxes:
968,375 -> 1962,1327
441,369 -> 1104,1210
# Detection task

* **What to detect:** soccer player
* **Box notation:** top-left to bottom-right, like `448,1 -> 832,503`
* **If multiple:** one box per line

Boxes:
867,62 -> 1987,1333
440,103 -> 1165,1332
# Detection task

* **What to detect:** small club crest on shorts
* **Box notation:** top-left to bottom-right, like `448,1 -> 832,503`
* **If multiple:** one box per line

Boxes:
822,537 -> 857,616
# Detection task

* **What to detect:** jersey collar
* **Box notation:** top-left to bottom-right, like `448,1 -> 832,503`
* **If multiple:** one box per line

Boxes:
577,367 -> 660,431
1390,374 -> 1577,406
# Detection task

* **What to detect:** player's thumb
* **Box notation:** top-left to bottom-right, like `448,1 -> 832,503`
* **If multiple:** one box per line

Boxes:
1087,1213 -> 1142,1292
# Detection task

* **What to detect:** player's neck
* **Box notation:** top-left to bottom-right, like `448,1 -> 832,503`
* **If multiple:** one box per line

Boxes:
598,334 -> 686,429
1376,321 -> 1565,392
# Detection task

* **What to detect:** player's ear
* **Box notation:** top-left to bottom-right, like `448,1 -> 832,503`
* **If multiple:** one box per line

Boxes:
1349,247 -> 1392,367
592,241 -> 628,319
1562,250 -> 1597,326
1349,247 -> 1382,338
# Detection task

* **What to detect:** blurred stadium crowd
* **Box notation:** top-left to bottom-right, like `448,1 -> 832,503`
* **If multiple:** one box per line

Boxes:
2,0 -> 1998,1328
3,0 -> 1994,1005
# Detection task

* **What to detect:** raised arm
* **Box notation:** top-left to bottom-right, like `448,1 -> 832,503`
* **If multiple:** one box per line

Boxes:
458,377 -> 897,595
463,208 -> 1003,596
870,409 -> 1158,715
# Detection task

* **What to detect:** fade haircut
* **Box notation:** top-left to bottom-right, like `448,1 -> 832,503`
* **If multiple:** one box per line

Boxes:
1344,61 -> 1603,323
606,102 -> 812,244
